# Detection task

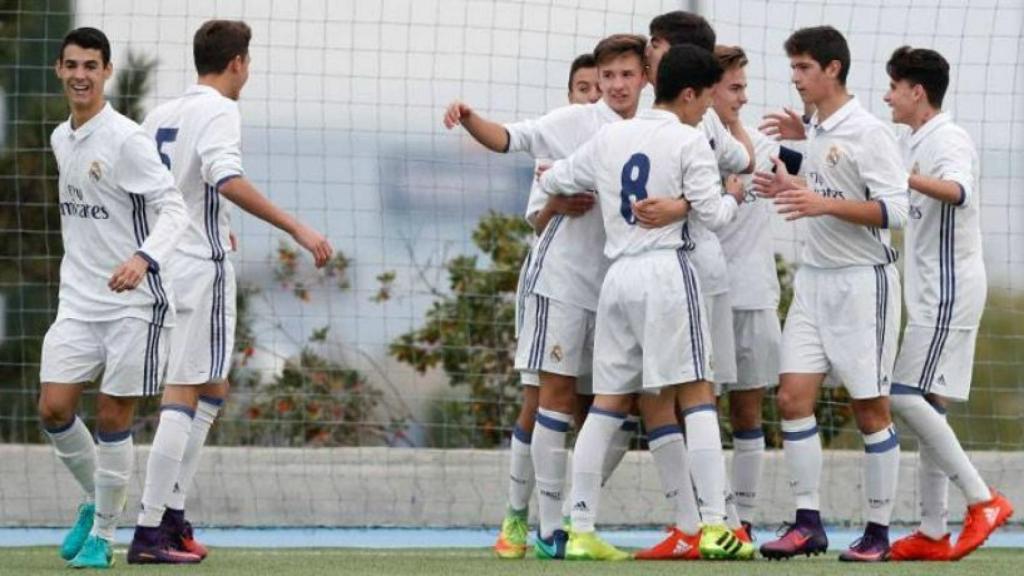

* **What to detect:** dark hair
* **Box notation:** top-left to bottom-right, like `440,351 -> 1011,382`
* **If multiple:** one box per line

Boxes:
649,11 -> 715,52
887,46 -> 950,108
194,20 -> 252,75
592,33 -> 647,68
714,45 -> 748,71
568,53 -> 597,91
654,44 -> 723,104
784,26 -> 850,84
59,27 -> 111,65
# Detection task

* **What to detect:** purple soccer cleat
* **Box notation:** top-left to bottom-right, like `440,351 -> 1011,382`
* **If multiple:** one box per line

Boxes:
839,524 -> 890,562
127,525 -> 202,565
760,517 -> 828,560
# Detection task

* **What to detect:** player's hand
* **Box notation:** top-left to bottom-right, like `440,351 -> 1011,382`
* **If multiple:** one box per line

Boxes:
775,187 -> 830,221
108,253 -> 149,293
545,193 -> 595,217
633,197 -> 689,228
229,231 -> 238,252
443,100 -> 473,129
753,157 -> 797,199
292,225 -> 333,268
723,174 -> 745,204
759,107 -> 806,141
534,161 -> 551,181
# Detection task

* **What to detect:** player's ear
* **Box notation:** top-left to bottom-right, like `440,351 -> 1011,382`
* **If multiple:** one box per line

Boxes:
825,59 -> 841,80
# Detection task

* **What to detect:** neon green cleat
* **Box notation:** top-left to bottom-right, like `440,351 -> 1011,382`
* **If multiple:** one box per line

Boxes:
68,534 -> 114,569
60,502 -> 95,561
566,530 -> 631,561
493,508 -> 528,559
699,523 -> 755,560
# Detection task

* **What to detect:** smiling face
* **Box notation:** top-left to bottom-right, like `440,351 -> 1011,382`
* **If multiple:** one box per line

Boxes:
713,65 -> 748,125
56,43 -> 111,115
884,78 -> 921,125
598,52 -> 646,117
644,36 -> 670,88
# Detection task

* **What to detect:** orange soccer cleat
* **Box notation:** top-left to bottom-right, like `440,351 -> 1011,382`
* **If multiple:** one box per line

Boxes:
889,531 -> 952,561
951,489 -> 1014,561
634,525 -> 701,560
734,523 -> 753,544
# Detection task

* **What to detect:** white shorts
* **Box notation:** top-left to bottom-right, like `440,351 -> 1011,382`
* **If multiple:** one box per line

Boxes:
780,265 -> 900,400
706,291 -> 737,389
514,294 -> 594,378
40,317 -> 169,397
165,256 -> 237,385
518,369 -> 594,395
593,250 -> 712,394
718,308 -> 781,394
893,324 -> 978,401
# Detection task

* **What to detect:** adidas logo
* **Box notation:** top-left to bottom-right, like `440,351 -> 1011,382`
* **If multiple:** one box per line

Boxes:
573,501 -> 589,512
673,538 -> 693,555
984,507 -> 999,526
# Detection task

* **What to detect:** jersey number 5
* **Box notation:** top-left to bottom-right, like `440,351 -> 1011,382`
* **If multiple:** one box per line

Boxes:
619,153 -> 650,224
155,128 -> 179,170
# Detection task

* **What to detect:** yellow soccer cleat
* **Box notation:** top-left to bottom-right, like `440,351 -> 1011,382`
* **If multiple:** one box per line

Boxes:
493,509 -> 528,559
699,523 -> 755,560
566,530 -> 631,561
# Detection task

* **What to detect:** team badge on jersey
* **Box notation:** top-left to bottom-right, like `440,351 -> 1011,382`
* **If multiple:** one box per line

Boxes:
89,160 -> 103,182
550,345 -> 563,363
826,145 -> 842,167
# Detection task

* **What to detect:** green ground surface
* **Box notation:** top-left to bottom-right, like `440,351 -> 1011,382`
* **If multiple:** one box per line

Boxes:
3,547 -> 1022,575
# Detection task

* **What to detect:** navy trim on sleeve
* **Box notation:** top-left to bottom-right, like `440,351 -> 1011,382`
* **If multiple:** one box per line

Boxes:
135,250 -> 160,272
501,128 -> 511,153
215,174 -> 243,190
955,182 -> 967,206
877,199 -> 889,229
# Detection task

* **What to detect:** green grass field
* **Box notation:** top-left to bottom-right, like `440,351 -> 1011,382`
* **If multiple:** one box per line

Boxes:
4,547 -> 1023,575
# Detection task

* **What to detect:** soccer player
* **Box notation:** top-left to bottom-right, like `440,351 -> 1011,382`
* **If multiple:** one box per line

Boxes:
540,44 -> 752,562
882,46 -> 1013,561
494,52 -> 603,560
39,27 -> 188,569
754,26 -> 909,562
127,20 -> 332,563
445,34 -> 647,560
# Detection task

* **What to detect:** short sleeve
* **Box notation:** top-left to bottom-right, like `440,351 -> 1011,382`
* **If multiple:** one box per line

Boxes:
198,103 -> 244,188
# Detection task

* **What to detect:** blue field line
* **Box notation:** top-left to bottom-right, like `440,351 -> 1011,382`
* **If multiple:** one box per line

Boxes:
2,526 -> 1023,549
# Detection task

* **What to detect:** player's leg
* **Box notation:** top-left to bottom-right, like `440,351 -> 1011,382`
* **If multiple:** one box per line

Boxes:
728,387 -> 764,540
494,377 -> 537,559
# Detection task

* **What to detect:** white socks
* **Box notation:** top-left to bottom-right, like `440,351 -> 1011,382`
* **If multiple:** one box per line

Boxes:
44,416 -> 96,500
138,406 -> 194,527
507,425 -> 534,512
863,425 -> 900,527
918,439 -> 950,538
532,408 -> 571,538
731,427 -> 764,527
569,408 -> 623,533
92,430 -> 134,541
602,415 -> 637,485
167,396 -> 222,510
648,424 -> 700,535
782,415 -> 822,511
683,405 -> 727,525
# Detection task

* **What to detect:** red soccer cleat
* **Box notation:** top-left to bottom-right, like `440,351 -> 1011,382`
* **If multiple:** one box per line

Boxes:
890,531 -> 952,561
951,489 -> 1014,561
634,525 -> 701,560
734,524 -> 753,544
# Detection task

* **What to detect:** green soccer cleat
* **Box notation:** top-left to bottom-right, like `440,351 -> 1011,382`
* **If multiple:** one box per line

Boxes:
60,502 -> 95,561
493,508 -> 529,559
566,530 -> 631,561
699,523 -> 755,560
67,534 -> 114,569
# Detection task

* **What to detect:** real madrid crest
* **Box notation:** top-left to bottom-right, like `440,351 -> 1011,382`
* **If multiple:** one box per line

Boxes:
826,145 -> 842,167
89,160 -> 103,182
550,345 -> 563,363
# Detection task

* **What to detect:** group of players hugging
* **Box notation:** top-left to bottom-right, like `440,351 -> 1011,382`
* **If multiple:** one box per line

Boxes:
444,9 -> 1014,564
38,7 -> 1011,569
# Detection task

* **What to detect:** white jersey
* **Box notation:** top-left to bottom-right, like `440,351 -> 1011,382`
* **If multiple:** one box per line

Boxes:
505,99 -> 620,311
900,112 -> 985,328
143,85 -> 245,262
718,129 -> 783,310
540,108 -> 737,260
51,103 -> 187,326
801,97 -> 909,268
688,109 -> 751,295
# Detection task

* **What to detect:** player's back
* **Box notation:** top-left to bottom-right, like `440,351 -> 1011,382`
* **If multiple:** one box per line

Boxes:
143,85 -> 243,262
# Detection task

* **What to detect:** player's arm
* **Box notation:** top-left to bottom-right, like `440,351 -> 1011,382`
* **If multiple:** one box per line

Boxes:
539,132 -> 599,197
683,138 -> 743,231
443,100 -> 510,152
530,194 -> 596,233
720,119 -> 755,174
910,134 -> 975,206
109,132 -> 189,292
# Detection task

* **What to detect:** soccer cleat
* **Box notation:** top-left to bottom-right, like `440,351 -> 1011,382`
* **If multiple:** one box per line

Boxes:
890,531 -> 952,561
67,534 -> 113,569
493,509 -> 529,559
634,525 -> 700,560
839,534 -> 890,562
534,529 -> 568,560
759,522 -> 828,560
735,522 -> 753,544
699,523 -> 755,560
60,502 -> 95,561
565,530 -> 631,561
127,525 -> 203,565
161,508 -> 208,559
951,489 -> 1014,560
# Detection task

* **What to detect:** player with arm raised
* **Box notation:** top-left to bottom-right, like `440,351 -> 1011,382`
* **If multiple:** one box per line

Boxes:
541,44 -> 752,562
445,34 -> 647,560
882,46 -> 1013,562
493,52 -> 602,561
754,26 -> 909,563
127,20 -> 332,564
38,27 -> 189,569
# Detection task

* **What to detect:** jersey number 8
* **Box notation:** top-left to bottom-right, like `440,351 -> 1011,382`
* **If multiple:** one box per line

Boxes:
619,153 -> 650,224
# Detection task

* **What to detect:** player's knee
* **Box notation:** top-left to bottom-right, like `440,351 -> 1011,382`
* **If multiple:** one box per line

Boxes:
37,396 -> 74,429
775,387 -> 810,420
851,399 -> 892,434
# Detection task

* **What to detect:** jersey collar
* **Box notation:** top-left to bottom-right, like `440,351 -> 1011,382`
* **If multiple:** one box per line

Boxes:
595,98 -> 623,122
68,102 -> 114,141
814,95 -> 860,133
639,108 -> 679,122
908,112 -> 951,149
186,83 -> 223,97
